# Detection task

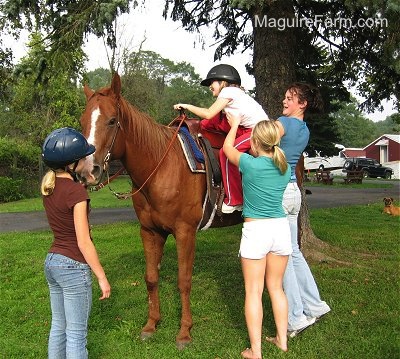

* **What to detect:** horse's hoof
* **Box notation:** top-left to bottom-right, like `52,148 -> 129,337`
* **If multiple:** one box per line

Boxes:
140,331 -> 153,341
176,340 -> 191,351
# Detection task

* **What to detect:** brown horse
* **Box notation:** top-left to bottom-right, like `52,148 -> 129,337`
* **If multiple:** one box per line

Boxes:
76,73 -> 242,349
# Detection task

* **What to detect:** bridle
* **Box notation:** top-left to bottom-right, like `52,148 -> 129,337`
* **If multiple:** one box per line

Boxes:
89,102 -> 122,192
91,99 -> 185,199
103,121 -> 120,172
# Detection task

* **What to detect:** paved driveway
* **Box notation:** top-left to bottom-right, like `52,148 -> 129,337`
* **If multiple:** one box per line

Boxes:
305,180 -> 399,209
1,181 -> 399,233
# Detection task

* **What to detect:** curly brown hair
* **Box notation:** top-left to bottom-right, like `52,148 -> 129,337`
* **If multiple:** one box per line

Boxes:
286,82 -> 324,113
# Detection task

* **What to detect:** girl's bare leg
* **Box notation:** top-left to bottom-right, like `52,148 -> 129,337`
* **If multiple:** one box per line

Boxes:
265,253 -> 289,352
241,256 -> 266,358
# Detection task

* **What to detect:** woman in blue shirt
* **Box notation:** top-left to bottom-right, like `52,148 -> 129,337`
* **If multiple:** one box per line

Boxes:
275,83 -> 331,337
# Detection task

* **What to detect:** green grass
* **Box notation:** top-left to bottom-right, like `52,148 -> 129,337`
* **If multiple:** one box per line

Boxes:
0,176 -> 133,213
0,176 -> 395,212
1,202 -> 399,358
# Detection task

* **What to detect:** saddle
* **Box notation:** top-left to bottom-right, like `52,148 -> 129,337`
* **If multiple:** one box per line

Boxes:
169,112 -> 227,227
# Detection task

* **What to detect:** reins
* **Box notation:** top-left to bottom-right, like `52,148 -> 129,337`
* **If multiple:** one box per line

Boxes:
91,105 -> 186,200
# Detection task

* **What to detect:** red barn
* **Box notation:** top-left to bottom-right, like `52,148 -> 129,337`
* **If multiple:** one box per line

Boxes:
363,134 -> 400,163
344,147 -> 365,158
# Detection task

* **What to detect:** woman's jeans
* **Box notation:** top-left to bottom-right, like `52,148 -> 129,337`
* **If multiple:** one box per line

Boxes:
44,253 -> 92,359
282,182 -> 330,331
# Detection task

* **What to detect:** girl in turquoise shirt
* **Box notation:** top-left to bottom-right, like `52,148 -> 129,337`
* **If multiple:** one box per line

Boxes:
223,115 -> 291,358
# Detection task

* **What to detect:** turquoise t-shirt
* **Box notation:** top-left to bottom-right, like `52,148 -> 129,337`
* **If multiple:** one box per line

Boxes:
239,153 -> 290,219
278,116 -> 309,178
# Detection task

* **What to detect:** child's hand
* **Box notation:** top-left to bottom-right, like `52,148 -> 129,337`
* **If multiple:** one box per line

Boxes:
98,277 -> 111,300
173,104 -> 188,110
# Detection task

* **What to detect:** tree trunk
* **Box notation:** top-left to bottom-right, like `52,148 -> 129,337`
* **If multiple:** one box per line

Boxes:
251,1 -> 326,255
296,157 -> 332,261
251,0 -> 296,119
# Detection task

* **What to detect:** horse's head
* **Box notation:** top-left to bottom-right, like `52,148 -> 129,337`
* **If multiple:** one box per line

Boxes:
76,73 -> 124,186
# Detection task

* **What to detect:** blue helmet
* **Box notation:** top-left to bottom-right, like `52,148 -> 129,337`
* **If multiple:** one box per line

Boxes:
42,127 -> 95,169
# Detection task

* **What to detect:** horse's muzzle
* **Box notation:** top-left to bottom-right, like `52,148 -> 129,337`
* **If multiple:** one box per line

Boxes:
91,164 -> 103,183
75,164 -> 103,187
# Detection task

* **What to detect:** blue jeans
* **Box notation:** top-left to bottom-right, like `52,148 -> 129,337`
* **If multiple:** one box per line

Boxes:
282,182 -> 331,331
44,253 -> 92,359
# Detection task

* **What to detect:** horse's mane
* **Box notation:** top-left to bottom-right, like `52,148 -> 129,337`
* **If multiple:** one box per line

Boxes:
118,96 -> 179,161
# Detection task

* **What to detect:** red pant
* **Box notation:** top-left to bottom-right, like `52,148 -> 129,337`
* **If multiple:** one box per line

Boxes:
200,113 -> 251,206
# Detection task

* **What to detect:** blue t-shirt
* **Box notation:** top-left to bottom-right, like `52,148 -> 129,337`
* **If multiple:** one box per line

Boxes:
239,153 -> 290,219
278,116 -> 310,178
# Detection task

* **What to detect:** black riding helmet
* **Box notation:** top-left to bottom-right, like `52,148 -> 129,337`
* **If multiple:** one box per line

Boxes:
42,127 -> 95,170
200,64 -> 241,87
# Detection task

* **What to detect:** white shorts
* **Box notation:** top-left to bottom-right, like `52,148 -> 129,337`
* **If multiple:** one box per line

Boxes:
239,217 -> 292,259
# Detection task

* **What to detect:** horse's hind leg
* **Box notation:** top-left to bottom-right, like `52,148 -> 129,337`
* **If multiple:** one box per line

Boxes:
175,228 -> 196,349
140,227 -> 167,340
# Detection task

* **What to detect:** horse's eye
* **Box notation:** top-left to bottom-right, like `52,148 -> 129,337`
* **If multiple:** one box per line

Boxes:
108,118 -> 116,127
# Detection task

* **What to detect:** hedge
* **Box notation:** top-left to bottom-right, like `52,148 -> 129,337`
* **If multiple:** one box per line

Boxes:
0,137 -> 41,203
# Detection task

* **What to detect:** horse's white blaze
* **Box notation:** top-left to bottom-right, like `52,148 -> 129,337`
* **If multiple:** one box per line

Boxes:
88,107 -> 100,147
86,107 -> 101,171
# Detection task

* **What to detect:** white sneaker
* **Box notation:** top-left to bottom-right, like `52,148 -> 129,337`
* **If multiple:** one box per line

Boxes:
315,308 -> 331,322
221,203 -> 243,214
287,317 -> 316,338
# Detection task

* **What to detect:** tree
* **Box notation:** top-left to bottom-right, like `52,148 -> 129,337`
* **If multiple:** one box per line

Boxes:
164,1 -> 398,110
3,33 -> 85,144
0,1 -> 132,71
0,39 -> 14,138
0,39 -> 13,104
2,1 -> 398,113
85,68 -> 112,90
375,113 -> 400,134
122,50 -> 211,123
332,99 -> 378,147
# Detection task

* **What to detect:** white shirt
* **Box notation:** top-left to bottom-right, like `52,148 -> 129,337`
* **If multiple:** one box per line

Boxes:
218,87 -> 269,128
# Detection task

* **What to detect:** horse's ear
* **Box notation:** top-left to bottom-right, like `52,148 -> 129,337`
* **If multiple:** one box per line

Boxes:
111,72 -> 121,97
83,84 -> 94,101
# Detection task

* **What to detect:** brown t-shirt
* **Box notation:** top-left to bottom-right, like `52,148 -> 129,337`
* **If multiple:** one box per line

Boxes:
43,177 -> 90,263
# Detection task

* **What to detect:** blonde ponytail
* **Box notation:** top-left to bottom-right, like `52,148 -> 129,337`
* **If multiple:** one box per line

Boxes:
272,145 -> 288,174
41,170 -> 56,196
251,120 -> 288,174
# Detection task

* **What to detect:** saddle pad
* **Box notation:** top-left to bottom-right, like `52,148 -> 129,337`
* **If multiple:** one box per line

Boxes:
178,127 -> 205,173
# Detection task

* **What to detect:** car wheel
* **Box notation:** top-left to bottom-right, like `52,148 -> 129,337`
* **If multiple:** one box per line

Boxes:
384,172 -> 392,179
319,164 -> 325,170
363,170 -> 369,178
343,161 -> 352,170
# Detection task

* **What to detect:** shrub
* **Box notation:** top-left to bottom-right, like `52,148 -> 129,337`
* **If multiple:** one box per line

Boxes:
0,137 -> 41,203
0,177 -> 24,202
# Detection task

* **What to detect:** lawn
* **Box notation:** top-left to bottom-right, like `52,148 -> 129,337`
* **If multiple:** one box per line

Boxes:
0,201 -> 399,358
0,176 -> 395,213
0,176 -> 134,213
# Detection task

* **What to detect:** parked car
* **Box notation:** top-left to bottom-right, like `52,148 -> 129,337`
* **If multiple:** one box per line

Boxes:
342,158 -> 393,179
304,144 -> 347,171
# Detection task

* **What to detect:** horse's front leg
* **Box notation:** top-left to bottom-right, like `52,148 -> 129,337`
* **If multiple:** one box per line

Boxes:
175,228 -> 197,350
140,226 -> 167,340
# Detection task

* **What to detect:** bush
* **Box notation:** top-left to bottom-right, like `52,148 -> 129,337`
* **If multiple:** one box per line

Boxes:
0,137 -> 41,203
0,177 -> 24,202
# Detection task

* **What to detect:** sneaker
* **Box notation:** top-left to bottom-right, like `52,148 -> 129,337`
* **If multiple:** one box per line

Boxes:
287,317 -> 316,338
315,309 -> 331,322
221,203 -> 243,214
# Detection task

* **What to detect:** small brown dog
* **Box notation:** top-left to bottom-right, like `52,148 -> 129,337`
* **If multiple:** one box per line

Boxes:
383,197 -> 400,216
